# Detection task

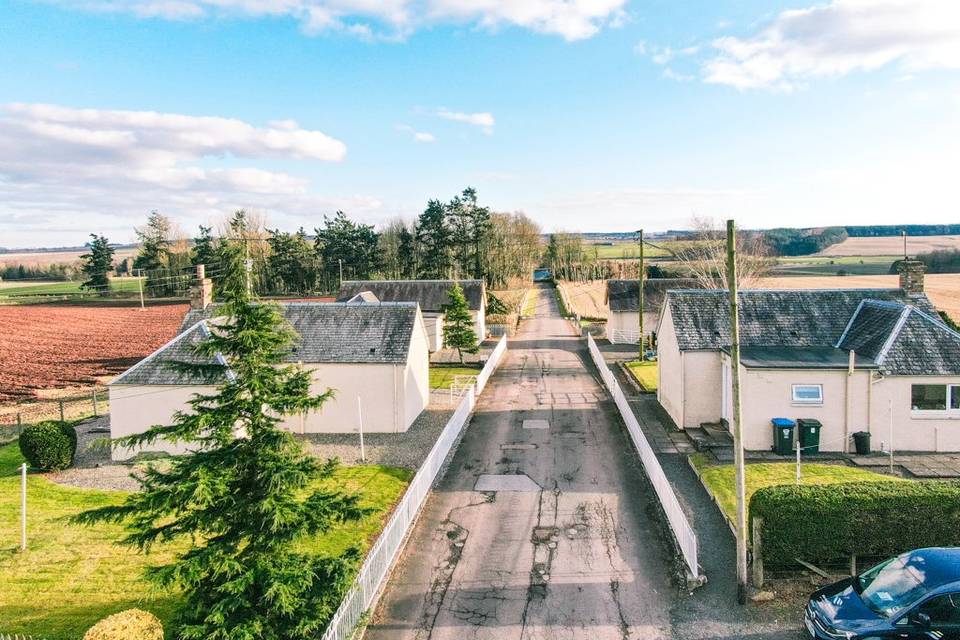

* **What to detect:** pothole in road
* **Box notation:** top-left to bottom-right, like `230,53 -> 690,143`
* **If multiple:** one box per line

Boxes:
474,473 -> 541,492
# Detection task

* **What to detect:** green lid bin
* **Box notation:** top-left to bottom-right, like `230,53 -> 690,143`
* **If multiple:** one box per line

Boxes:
797,418 -> 823,454
771,418 -> 796,455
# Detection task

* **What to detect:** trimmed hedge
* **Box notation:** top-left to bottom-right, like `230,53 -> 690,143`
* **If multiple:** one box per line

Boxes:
18,421 -> 78,471
750,481 -> 960,568
83,609 -> 163,640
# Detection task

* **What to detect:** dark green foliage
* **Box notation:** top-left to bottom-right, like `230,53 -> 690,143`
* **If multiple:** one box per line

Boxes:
267,227 -> 318,294
446,187 -> 492,279
315,211 -> 379,285
763,227 -> 848,256
134,211 -> 192,297
397,225 -> 417,278
1,263 -> 75,281
750,481 -> 960,569
74,247 -> 368,640
846,224 -> 960,237
939,310 -> 960,333
443,283 -> 479,364
19,422 -> 77,471
416,200 -> 453,279
80,234 -> 115,294
191,225 -> 218,269
486,292 -> 508,315
891,250 -> 960,276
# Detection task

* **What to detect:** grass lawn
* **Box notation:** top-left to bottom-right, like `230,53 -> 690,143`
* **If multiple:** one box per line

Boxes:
521,288 -> 539,316
0,442 -> 411,639
0,277 -> 143,300
429,366 -> 481,389
625,360 -> 657,391
690,453 -> 907,525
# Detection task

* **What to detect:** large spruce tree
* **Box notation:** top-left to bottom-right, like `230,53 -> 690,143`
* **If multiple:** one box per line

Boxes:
79,234 -> 115,294
75,240 -> 368,639
442,283 -> 479,364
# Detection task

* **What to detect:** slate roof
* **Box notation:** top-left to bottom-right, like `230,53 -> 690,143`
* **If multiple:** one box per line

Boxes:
110,321 -> 231,386
336,280 -> 484,311
116,302 -> 421,386
606,278 -> 702,313
665,288 -> 960,376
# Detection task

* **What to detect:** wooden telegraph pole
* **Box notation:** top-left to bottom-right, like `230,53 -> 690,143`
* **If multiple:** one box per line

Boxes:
727,219 -> 748,604
638,229 -> 644,357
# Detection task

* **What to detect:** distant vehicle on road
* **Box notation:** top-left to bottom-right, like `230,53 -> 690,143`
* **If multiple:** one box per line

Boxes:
805,547 -> 960,639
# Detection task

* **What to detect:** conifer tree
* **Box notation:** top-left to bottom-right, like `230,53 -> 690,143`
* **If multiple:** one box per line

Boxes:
79,234 -> 114,294
74,241 -> 368,640
442,283 -> 479,364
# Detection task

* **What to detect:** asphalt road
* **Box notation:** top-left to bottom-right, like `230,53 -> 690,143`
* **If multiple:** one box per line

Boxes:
366,283 -> 678,639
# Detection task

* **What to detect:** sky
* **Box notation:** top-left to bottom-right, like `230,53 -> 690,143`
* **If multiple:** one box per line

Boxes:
1,0 -> 959,248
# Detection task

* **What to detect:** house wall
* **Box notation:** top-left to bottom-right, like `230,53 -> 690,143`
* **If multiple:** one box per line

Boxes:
657,305 -> 685,427
404,312 -> 431,428
682,350 -> 724,429
471,308 -> 486,340
109,384 -> 218,461
869,376 -> 960,452
608,310 -> 659,344
288,362 -> 402,434
423,312 -> 444,352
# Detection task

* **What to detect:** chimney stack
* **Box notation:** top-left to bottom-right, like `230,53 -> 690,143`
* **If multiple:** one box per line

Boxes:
190,263 -> 213,309
898,258 -> 925,294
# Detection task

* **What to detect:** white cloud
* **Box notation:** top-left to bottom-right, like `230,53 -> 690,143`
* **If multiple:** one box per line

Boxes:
396,123 -> 435,142
0,103 -> 395,246
435,108 -> 495,134
662,67 -> 694,82
51,0 -> 628,41
703,0 -> 960,90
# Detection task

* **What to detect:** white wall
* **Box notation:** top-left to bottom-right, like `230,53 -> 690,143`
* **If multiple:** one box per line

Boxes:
109,384 -> 218,460
869,376 -> 960,452
404,313 -> 431,428
423,312 -> 444,352
657,305 -> 685,427
290,362 -> 401,434
608,310 -> 658,343
682,350 -> 723,429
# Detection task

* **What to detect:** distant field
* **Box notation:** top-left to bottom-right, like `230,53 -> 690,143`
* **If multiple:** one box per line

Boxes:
817,235 -> 960,257
557,280 -> 608,319
586,240 -> 696,260
0,277 -> 143,300
772,255 -> 896,276
0,247 -> 138,268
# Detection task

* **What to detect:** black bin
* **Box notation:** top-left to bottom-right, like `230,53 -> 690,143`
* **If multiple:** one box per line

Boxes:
771,418 -> 796,455
853,431 -> 871,455
797,418 -> 823,454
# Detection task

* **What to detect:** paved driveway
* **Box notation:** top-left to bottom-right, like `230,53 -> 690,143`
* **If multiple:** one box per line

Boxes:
366,283 -> 677,639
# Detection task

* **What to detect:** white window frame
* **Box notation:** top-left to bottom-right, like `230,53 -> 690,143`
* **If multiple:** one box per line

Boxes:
911,384 -> 960,414
792,384 -> 824,406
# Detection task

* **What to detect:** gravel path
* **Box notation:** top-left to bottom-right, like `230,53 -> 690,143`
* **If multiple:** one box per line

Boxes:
47,416 -> 147,492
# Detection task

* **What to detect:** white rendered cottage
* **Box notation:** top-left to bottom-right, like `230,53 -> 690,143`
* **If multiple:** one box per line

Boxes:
108,301 -> 430,460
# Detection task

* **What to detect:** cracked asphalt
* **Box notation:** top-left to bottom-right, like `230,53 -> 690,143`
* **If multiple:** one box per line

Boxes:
366,283 -> 676,640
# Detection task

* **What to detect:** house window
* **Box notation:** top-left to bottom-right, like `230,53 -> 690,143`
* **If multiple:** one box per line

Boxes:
792,384 -> 823,405
912,384 -> 960,412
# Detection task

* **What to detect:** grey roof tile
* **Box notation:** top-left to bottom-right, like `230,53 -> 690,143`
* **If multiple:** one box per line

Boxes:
881,308 -> 960,376
111,321 -> 228,386
336,279 -> 484,311
606,278 -> 702,312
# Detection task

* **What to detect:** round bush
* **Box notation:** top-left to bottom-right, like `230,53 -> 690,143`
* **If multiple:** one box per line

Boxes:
83,609 -> 163,640
18,422 -> 77,471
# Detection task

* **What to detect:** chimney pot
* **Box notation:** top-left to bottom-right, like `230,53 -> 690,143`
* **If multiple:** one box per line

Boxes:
897,258 -> 925,294
190,263 -> 213,309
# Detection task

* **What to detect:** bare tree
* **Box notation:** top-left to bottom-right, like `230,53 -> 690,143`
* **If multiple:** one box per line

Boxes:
669,216 -> 773,289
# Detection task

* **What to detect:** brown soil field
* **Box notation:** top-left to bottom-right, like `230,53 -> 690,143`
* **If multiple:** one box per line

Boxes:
555,274 -> 960,324
0,247 -> 138,268
0,303 -> 188,402
817,235 -> 960,257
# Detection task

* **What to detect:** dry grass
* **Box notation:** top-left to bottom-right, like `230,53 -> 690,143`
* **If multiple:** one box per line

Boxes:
817,235 -> 960,257
0,247 -> 138,268
758,274 -> 960,322
556,280 -> 608,319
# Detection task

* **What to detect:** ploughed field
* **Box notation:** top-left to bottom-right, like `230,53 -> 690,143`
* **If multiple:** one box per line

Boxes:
0,303 -> 187,401
817,234 -> 960,256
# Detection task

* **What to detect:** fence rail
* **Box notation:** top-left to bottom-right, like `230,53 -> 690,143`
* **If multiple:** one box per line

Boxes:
586,333 -> 700,579
0,386 -> 107,444
320,333 -> 508,640
609,328 -> 640,345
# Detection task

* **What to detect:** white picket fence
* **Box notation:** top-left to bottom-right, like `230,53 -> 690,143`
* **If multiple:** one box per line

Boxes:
586,333 -> 700,579
320,334 -> 508,640
0,634 -> 46,640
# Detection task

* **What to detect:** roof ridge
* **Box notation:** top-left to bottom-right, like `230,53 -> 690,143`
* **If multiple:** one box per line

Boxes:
875,306 -> 913,366
110,320 -> 209,386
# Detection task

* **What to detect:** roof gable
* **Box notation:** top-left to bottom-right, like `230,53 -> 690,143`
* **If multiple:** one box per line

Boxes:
880,308 -> 960,376
336,279 -> 484,311
837,300 -> 909,361
111,321 -> 230,386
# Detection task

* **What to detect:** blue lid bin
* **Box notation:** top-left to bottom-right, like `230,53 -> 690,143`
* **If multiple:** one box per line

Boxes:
772,418 -> 796,455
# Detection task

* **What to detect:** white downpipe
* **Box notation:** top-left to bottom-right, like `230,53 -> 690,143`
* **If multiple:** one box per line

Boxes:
357,396 -> 366,463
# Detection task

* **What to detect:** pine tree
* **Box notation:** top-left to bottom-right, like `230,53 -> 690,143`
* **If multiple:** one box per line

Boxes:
191,225 -> 218,268
398,225 -> 416,278
79,234 -> 114,295
74,244 -> 368,640
416,200 -> 452,278
442,283 -> 479,364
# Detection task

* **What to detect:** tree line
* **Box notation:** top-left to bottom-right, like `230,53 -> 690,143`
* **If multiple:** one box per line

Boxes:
76,187 -> 542,297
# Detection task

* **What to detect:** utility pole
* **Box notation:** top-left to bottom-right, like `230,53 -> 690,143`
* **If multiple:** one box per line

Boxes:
638,229 -> 645,357
135,268 -> 145,310
727,219 -> 748,604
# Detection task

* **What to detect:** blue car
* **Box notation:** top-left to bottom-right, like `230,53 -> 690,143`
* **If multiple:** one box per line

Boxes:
805,548 -> 960,639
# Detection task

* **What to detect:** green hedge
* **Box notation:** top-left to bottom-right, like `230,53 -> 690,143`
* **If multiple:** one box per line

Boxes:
750,481 -> 960,568
18,421 -> 78,471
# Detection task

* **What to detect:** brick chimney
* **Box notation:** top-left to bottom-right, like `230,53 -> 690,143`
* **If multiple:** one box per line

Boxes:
898,258 -> 925,294
190,263 -> 214,309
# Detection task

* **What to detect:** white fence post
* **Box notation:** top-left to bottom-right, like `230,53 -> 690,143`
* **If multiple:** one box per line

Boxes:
586,334 -> 699,579
318,333 -> 508,640
20,463 -> 27,552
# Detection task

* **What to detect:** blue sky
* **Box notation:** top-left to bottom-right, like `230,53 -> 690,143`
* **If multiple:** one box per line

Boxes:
1,0 -> 959,247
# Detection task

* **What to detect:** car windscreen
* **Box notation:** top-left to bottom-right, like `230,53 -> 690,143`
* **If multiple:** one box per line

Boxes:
857,557 -> 930,618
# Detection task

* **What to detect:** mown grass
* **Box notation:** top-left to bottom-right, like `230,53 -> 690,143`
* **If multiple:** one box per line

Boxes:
521,288 -> 539,316
0,277 -> 143,300
0,442 -> 411,639
625,360 -> 657,391
429,366 -> 481,389
690,453 -> 907,525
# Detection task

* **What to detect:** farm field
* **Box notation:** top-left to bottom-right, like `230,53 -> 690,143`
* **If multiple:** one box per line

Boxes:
556,280 -> 609,319
0,441 -> 411,639
0,303 -> 188,402
0,247 -> 138,268
0,276 -> 144,301
771,255 -> 895,276
817,235 -> 960,257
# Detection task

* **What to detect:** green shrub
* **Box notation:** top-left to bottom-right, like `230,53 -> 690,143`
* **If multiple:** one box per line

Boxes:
18,421 -> 78,471
83,608 -> 163,640
750,481 -> 960,569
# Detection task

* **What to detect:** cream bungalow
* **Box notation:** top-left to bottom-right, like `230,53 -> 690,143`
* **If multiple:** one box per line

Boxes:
108,302 -> 430,460
606,278 -> 700,344
337,279 -> 486,352
657,261 -> 960,453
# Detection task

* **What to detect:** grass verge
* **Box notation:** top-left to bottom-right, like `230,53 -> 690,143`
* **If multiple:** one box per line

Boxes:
0,442 -> 411,639
429,366 -> 481,389
521,288 -> 539,317
689,453 -> 907,525
625,360 -> 657,391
